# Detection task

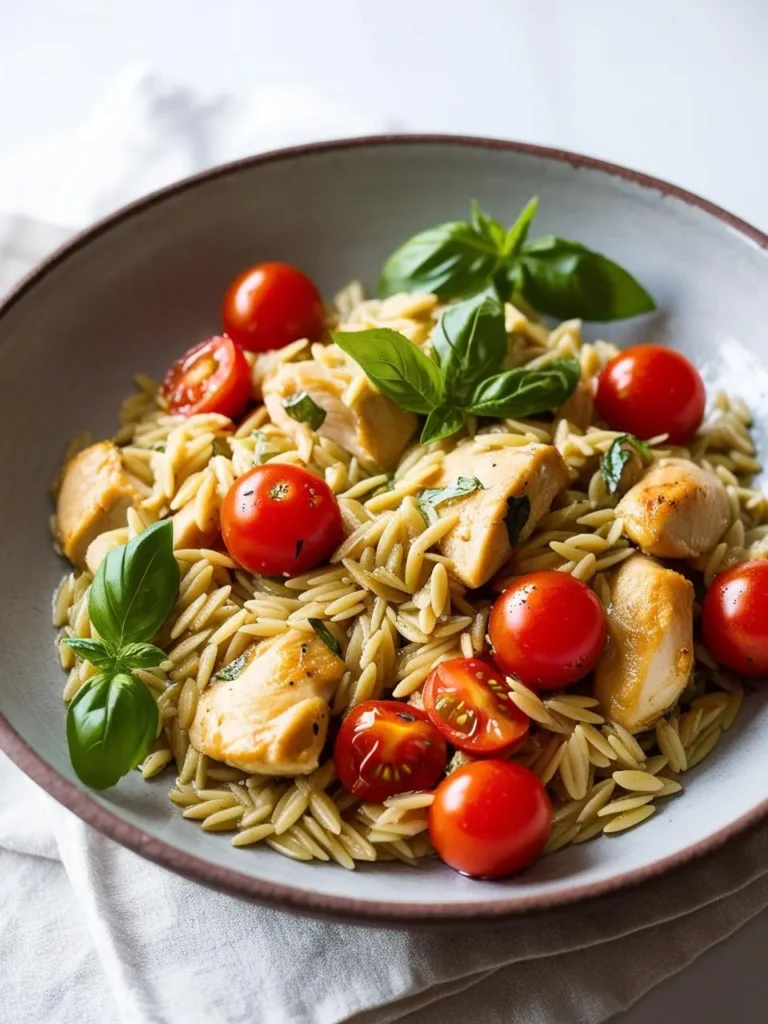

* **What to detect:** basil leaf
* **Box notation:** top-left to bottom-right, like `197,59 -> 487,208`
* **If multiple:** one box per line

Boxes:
309,619 -> 341,659
117,642 -> 167,670
215,648 -> 254,682
88,520 -> 180,649
518,237 -> 655,321
67,672 -> 159,789
469,357 -> 581,419
252,430 -> 275,465
379,221 -> 502,300
503,196 -> 538,257
420,405 -> 467,444
601,434 -> 653,494
430,292 -> 508,404
505,495 -> 531,546
331,328 -> 443,415
61,637 -> 119,671
419,476 -> 484,525
282,391 -> 326,430
469,200 -> 506,251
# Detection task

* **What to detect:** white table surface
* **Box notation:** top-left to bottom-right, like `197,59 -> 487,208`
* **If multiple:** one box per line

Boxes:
2,1 -> 768,1020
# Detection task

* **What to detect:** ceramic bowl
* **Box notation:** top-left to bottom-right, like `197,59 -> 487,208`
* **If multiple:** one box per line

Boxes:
2,136 -> 767,922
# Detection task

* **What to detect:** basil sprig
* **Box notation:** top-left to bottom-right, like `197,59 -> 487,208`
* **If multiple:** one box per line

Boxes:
333,292 -> 580,444
380,198 -> 654,322
600,434 -> 653,494
62,521 -> 179,790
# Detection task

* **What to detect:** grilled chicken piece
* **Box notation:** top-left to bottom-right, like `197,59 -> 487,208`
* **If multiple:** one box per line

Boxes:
190,629 -> 346,775
56,442 -> 142,570
594,554 -> 694,733
263,360 -> 418,470
432,441 -> 569,589
84,527 -> 130,574
618,458 -> 729,559
555,378 -> 594,431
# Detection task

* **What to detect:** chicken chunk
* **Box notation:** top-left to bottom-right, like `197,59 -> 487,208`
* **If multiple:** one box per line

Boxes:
56,442 -> 142,569
594,554 -> 694,733
555,378 -> 594,431
171,501 -> 220,550
618,458 -> 729,559
189,629 -> 346,775
263,360 -> 418,470
431,440 -> 569,589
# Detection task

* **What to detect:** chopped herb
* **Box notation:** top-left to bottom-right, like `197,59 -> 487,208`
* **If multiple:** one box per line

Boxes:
505,494 -> 531,547
251,429 -> 273,465
282,391 -> 326,430
215,649 -> 254,682
418,476 -> 484,525
211,436 -> 231,458
309,618 -> 342,658
601,434 -> 653,494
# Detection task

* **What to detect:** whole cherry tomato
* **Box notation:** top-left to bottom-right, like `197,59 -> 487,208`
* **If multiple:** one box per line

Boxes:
702,560 -> 768,676
222,262 -> 325,353
221,464 -> 342,577
334,700 -> 448,802
422,657 -> 529,755
429,760 -> 552,878
489,571 -> 607,690
161,336 -> 251,418
595,344 -> 705,445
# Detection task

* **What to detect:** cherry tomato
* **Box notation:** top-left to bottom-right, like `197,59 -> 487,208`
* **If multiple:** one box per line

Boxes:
595,344 -> 705,445
161,336 -> 251,418
489,571 -> 606,690
423,658 -> 529,755
222,262 -> 325,354
702,560 -> 768,676
334,700 -> 448,802
429,760 -> 552,878
221,464 -> 342,577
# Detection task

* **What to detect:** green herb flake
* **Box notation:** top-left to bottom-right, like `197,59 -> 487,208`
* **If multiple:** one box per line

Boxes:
282,391 -> 326,430
505,495 -> 531,547
215,649 -> 254,682
419,476 -> 484,525
308,619 -> 342,659
211,436 -> 231,458
600,434 -> 653,494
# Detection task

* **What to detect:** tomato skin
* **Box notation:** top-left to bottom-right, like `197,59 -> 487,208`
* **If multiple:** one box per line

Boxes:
429,760 -> 552,878
221,464 -> 342,577
161,336 -> 251,418
489,571 -> 606,690
595,344 -> 705,445
222,262 -> 325,354
334,700 -> 448,802
423,658 -> 529,755
702,561 -> 768,676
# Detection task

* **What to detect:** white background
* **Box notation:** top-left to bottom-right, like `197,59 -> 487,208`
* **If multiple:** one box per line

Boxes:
1,0 -> 767,1020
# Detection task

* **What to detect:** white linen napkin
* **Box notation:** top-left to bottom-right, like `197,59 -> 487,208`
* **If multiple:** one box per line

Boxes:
2,69 -> 768,1024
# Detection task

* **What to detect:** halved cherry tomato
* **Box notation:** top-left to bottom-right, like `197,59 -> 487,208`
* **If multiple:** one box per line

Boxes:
221,464 -> 342,577
429,760 -> 552,878
422,657 -> 529,755
702,560 -> 768,676
222,262 -> 325,353
489,571 -> 606,690
161,335 -> 251,418
595,344 -> 705,445
334,700 -> 448,802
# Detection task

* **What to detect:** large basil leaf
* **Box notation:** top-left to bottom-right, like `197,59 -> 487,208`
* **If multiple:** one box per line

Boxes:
88,520 -> 180,648
430,292 -> 508,404
469,357 -> 581,419
518,237 -> 655,321
502,196 -> 539,257
420,405 -> 467,444
379,220 -> 502,299
67,672 -> 159,789
331,328 -> 443,415
61,637 -> 119,671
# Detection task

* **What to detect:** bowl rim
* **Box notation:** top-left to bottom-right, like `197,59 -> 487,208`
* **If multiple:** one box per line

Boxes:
2,132 -> 767,923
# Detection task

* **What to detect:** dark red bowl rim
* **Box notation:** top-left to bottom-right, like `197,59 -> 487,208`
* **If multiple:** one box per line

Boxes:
1,133 -> 767,923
